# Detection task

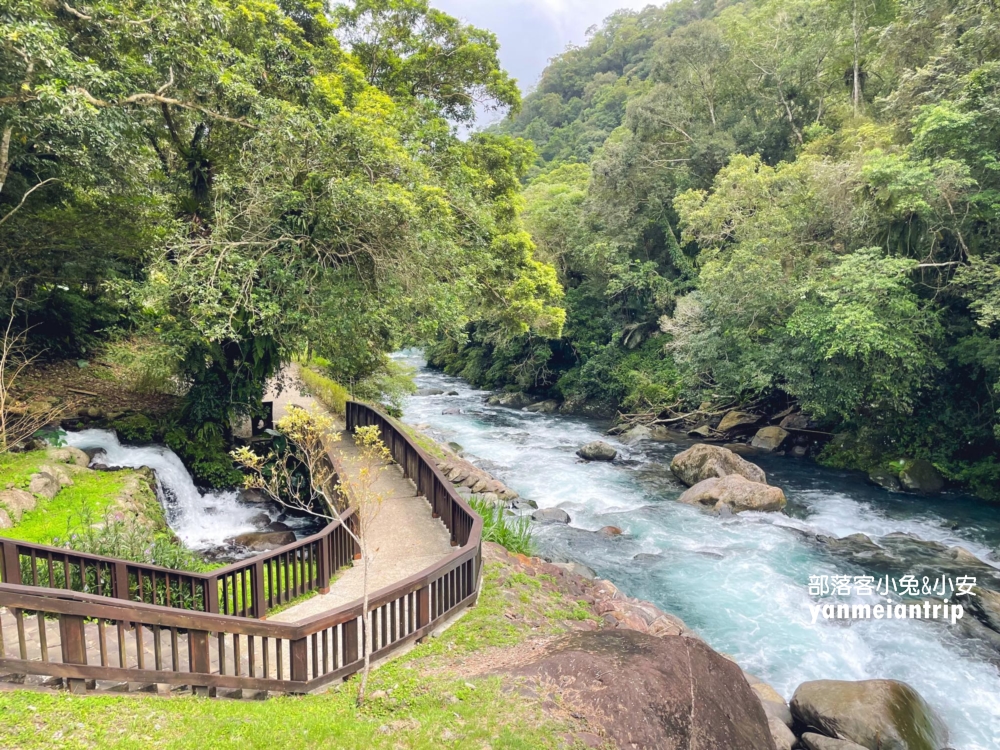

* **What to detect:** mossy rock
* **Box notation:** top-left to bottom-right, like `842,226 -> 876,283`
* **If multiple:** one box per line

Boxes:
899,459 -> 945,494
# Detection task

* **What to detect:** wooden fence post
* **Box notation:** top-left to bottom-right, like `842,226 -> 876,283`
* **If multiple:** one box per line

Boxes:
204,575 -> 219,614
416,585 -> 430,630
188,630 -> 211,697
343,617 -> 359,665
0,540 -> 21,586
59,614 -> 88,694
317,536 -> 330,595
253,560 -> 267,619
290,637 -> 308,683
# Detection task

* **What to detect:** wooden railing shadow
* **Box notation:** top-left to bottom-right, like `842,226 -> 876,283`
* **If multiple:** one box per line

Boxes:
0,400 -> 483,695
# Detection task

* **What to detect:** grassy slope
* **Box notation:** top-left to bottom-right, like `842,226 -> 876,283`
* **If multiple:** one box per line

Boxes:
0,451 -> 136,544
0,562 -> 603,750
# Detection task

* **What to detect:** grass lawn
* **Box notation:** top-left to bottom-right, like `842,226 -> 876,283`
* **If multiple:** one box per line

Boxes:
0,451 -> 134,545
0,563 -> 604,749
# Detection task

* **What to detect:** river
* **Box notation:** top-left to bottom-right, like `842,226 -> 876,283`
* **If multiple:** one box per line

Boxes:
395,351 -> 1000,749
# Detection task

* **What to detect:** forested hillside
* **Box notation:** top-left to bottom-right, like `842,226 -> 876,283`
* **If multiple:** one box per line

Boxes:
0,0 -> 563,480
429,0 -> 1000,498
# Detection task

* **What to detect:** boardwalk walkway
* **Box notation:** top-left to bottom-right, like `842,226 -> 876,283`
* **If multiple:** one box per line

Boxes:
265,366 -> 453,621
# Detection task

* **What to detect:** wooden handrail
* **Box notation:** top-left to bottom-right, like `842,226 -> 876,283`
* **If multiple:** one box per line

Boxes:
0,400 -> 483,695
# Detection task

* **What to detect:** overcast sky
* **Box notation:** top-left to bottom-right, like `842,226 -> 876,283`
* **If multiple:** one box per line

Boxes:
433,0 -> 660,124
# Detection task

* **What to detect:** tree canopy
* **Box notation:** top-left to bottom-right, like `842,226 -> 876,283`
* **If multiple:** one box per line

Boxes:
431,0 -> 1000,499
1,0 -> 562,481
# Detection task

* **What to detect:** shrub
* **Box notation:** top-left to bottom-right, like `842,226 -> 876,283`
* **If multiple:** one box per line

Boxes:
299,365 -> 350,414
470,496 -> 533,556
112,414 -> 156,442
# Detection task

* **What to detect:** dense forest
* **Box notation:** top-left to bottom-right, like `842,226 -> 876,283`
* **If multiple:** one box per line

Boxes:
429,0 -> 1000,499
0,0 -> 564,482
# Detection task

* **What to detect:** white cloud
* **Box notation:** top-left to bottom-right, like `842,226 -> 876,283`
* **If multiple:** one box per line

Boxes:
443,0 -> 658,43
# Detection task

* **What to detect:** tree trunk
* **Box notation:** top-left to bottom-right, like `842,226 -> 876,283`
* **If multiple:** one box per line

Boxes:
852,0 -> 862,116
357,551 -> 372,705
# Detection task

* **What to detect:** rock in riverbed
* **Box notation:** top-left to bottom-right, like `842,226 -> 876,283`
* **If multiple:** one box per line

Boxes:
790,679 -> 948,750
717,410 -> 763,434
531,508 -> 571,524
899,459 -> 945,494
507,629 -> 777,750
230,531 -> 296,551
750,426 -> 790,451
523,399 -> 559,414
576,440 -> 617,461
678,474 -> 787,513
670,443 -> 767,486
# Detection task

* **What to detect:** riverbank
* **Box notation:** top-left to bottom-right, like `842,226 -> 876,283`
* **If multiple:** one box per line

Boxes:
396,350 -> 1000,749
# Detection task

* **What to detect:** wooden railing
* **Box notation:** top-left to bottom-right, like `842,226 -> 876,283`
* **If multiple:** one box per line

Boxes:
0,508 -> 358,620
346,401 -> 478,548
0,400 -> 483,695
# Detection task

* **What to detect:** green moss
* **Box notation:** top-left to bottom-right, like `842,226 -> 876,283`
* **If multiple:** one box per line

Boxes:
0,452 -> 139,544
2,471 -> 130,544
0,450 -> 53,490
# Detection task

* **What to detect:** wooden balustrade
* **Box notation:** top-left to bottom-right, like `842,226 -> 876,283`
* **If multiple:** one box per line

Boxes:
0,400 -> 483,695
0,508 -> 358,619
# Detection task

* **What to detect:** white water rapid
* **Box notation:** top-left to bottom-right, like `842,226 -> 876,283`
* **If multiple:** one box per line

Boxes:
396,350 -> 1000,749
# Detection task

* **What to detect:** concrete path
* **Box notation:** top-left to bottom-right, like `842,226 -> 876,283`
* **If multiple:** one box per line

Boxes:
265,366 -> 453,622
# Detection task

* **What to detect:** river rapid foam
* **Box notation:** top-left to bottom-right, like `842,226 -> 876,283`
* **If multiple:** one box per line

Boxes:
395,350 -> 1000,749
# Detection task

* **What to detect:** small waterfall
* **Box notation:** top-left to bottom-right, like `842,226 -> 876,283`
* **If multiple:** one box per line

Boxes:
63,429 -> 265,550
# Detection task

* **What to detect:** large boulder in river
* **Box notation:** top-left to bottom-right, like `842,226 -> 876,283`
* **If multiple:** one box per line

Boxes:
898,459 -> 945,494
620,424 -> 653,444
487,391 -> 535,408
507,629 -> 777,750
576,440 -> 617,461
868,467 -> 902,492
531,508 -> 571,525
678,474 -> 786,513
670,443 -> 767,487
751,426 -> 790,452
790,679 -> 948,750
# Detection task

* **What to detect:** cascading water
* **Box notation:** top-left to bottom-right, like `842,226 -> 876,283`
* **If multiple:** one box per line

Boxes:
62,429 -> 269,550
395,350 -> 1000,749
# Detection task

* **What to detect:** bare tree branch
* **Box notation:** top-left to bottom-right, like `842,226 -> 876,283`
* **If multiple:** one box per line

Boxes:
0,178 -> 60,227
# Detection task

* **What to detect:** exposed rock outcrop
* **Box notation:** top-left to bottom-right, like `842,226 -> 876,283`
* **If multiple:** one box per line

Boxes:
45,446 -> 91,467
670,443 -> 767,487
678,474 -> 787,513
507,629 -> 777,750
790,679 -> 948,750
0,488 -> 37,522
27,470 -> 62,499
